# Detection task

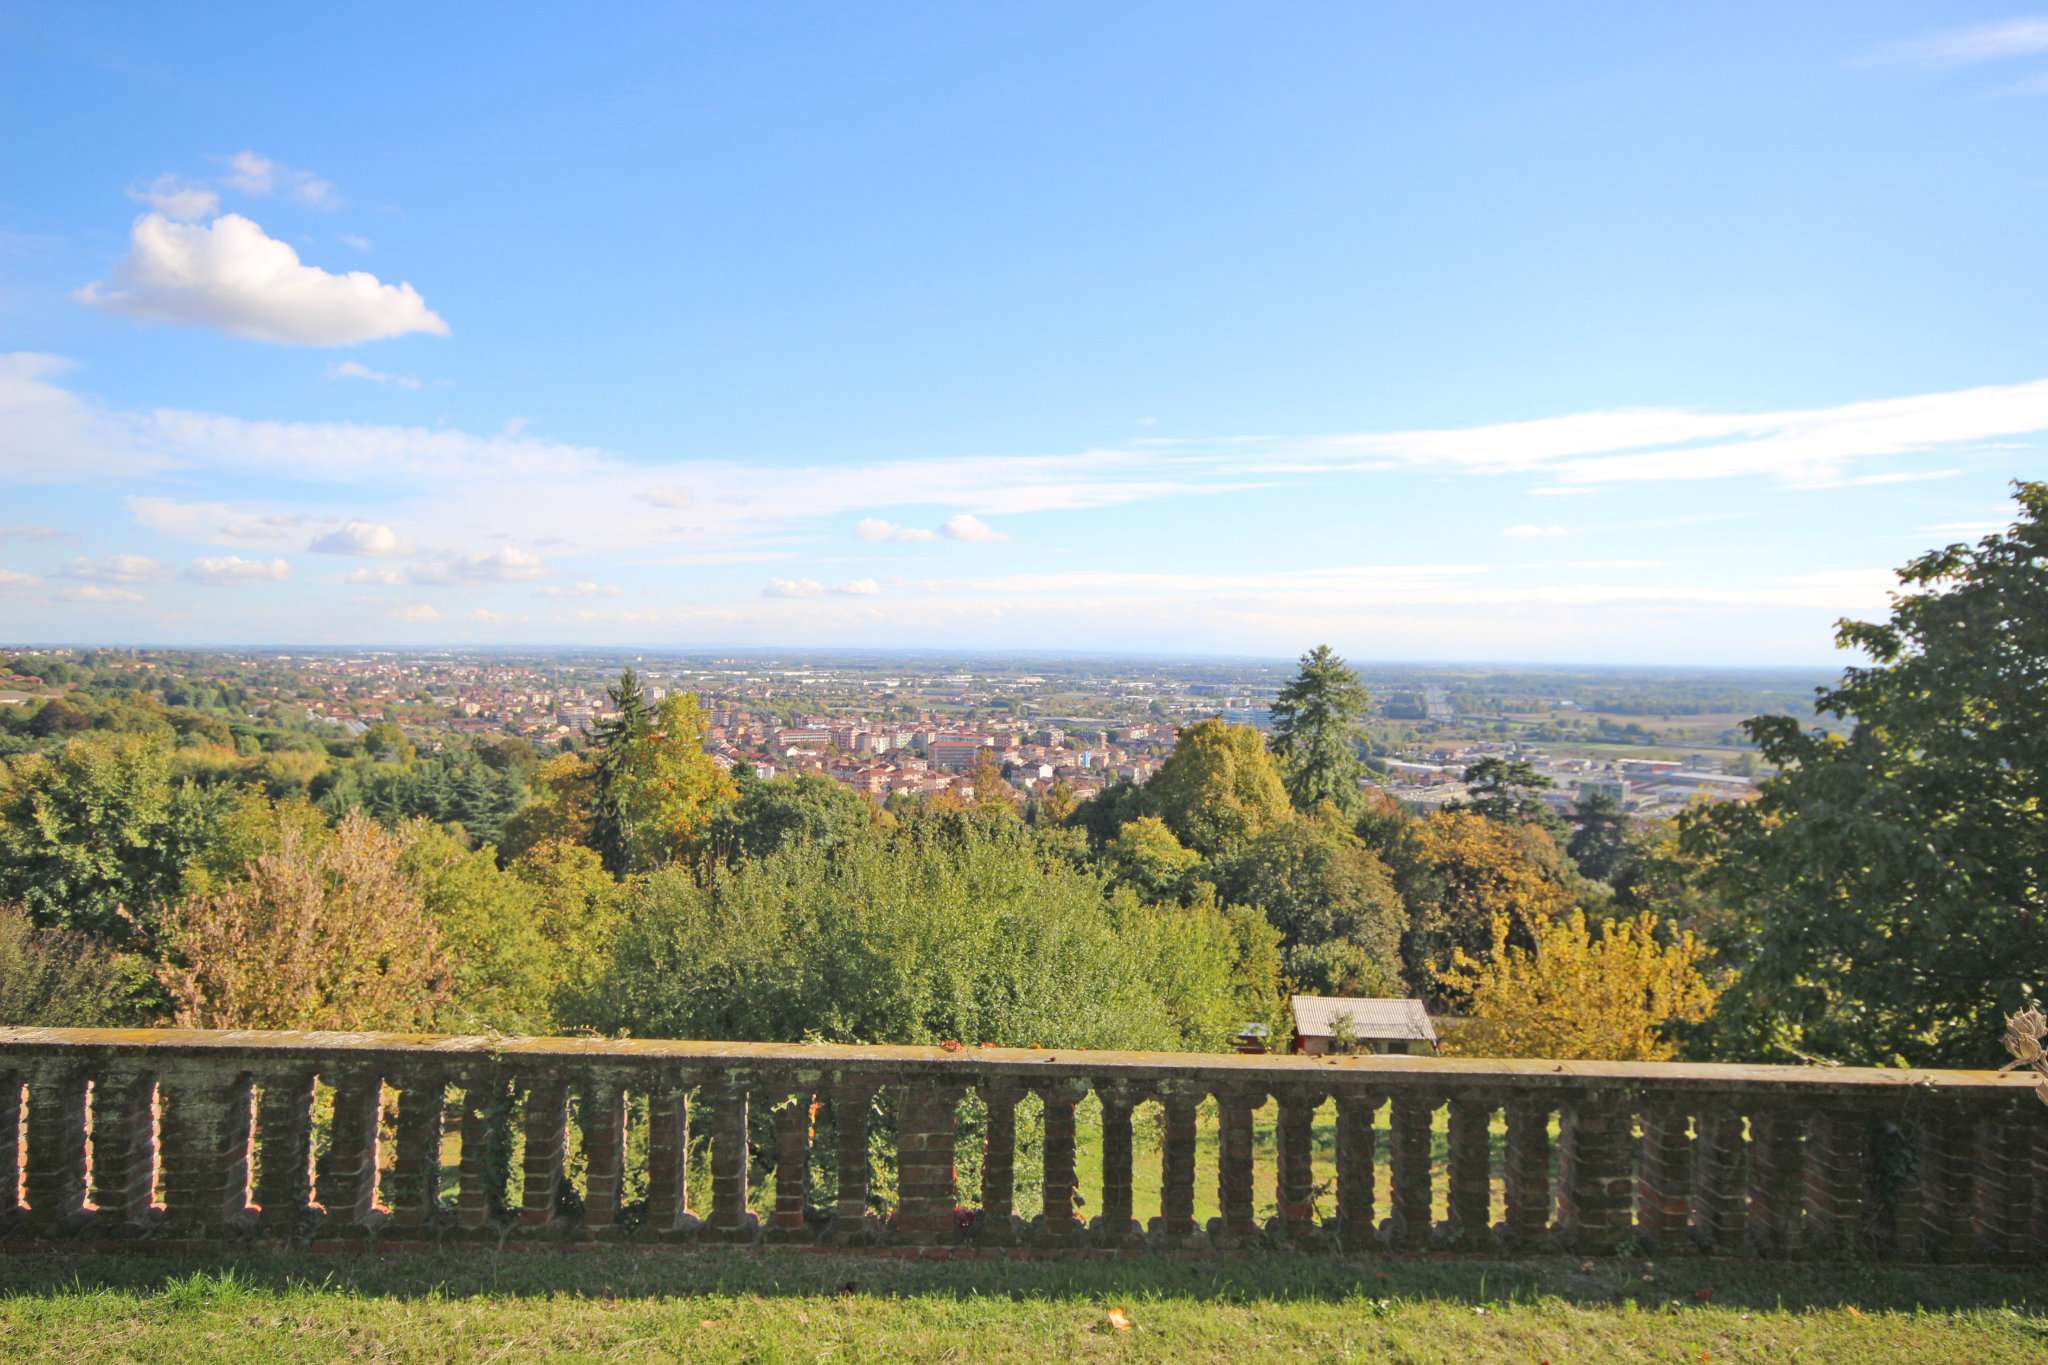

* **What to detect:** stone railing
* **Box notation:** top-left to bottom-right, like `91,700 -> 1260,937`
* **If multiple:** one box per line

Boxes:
1,1027 -> 2042,1261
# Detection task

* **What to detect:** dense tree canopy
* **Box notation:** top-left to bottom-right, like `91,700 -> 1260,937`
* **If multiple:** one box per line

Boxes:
1146,718 -> 1292,858
1687,482 -> 2048,1067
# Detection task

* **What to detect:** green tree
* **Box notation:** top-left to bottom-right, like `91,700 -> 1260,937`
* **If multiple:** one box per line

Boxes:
1146,718 -> 1291,858
1269,644 -> 1370,813
1216,820 -> 1406,996
1103,815 -> 1203,901
1686,482 -> 2048,1066
708,769 -> 882,865
1566,788 -> 1630,882
1459,756 -> 1555,825
0,903 -> 154,1026
0,733 -> 228,943
588,668 -> 652,875
613,693 -> 738,871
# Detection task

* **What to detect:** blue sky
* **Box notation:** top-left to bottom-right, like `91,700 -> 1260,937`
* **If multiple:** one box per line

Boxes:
2,3 -> 2044,664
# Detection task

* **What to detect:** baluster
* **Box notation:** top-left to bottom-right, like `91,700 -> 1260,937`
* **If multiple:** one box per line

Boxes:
1273,1088 -> 1319,1245
580,1080 -> 626,1234
703,1075 -> 755,1243
2033,1120 -> 2048,1259
1636,1103 -> 1693,1254
1447,1095 -> 1493,1250
1558,1089 -> 1631,1255
90,1067 -> 158,1232
1038,1081 -> 1088,1245
1096,1083 -> 1141,1247
22,1065 -> 89,1234
316,1070 -> 384,1230
1503,1095 -> 1552,1249
1334,1090 -> 1377,1252
1692,1107 -> 1747,1253
1746,1105 -> 1805,1257
516,1077 -> 568,1229
0,1070 -> 21,1224
159,1066 -> 253,1235
827,1078 -> 876,1245
894,1082 -> 960,1246
979,1080 -> 1021,1246
1211,1085 -> 1259,1249
644,1077 -> 696,1236
1802,1107 -> 1867,1257
253,1071 -> 315,1232
765,1085 -> 813,1243
1973,1101 -> 2034,1264
1154,1088 -> 1201,1247
1388,1089 -> 1435,1251
387,1071 -> 446,1231
456,1073 -> 513,1230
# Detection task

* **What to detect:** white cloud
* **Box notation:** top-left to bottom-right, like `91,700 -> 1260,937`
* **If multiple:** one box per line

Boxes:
855,518 -> 939,543
224,151 -> 339,210
186,555 -> 290,585
453,546 -> 546,582
130,496 -> 308,544
638,488 -> 692,510
328,360 -> 421,390
57,584 -> 144,604
77,213 -> 447,346
63,553 -> 161,584
310,520 -> 404,556
338,234 -> 372,252
1863,18 -> 2048,66
0,569 -> 41,589
941,513 -> 1007,542
539,581 -> 622,599
0,353 -> 167,484
470,607 -> 504,624
766,576 -> 883,599
1503,523 -> 1570,539
0,524 -> 69,542
127,174 -> 219,222
344,567 -> 405,586
394,602 -> 440,623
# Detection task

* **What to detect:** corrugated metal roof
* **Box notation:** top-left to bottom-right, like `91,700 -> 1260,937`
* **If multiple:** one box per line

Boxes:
1289,995 -> 1437,1043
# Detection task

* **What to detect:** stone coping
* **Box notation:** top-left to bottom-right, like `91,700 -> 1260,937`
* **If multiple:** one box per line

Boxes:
0,1027 -> 2029,1100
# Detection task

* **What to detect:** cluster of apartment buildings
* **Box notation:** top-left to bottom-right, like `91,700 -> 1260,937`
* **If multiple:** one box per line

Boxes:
696,709 -> 1174,802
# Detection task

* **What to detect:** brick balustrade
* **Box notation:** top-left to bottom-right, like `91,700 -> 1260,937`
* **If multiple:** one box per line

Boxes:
1,1027 -> 2043,1261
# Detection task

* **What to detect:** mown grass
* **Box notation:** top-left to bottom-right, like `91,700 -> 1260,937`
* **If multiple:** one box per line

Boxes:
0,1247 -> 2040,1363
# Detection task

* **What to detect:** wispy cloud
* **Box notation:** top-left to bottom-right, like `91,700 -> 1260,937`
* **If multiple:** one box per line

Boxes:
1862,17 -> 2048,67
1502,523 -> 1569,539
223,151 -> 340,210
328,360 -> 422,390
185,555 -> 290,585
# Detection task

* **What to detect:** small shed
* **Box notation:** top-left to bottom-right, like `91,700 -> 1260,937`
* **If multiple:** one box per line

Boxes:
1289,995 -> 1438,1056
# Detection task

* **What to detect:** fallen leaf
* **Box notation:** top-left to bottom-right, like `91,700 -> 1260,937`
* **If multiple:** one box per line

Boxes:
1103,1307 -> 1134,1333
1846,1306 -> 1864,1319
939,1040 -> 963,1052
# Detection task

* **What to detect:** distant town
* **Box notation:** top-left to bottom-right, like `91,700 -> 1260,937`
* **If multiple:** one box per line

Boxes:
0,646 -> 1828,818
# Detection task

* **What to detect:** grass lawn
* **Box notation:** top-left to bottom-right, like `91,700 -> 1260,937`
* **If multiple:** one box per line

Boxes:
0,1247 -> 2040,1363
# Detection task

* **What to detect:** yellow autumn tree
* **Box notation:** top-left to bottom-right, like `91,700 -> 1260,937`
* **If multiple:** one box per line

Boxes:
616,693 -> 739,870
1438,909 -> 1719,1061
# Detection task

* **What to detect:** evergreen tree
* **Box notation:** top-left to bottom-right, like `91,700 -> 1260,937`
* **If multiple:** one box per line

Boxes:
1269,644 -> 1370,812
1566,788 -> 1630,882
589,668 -> 652,875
